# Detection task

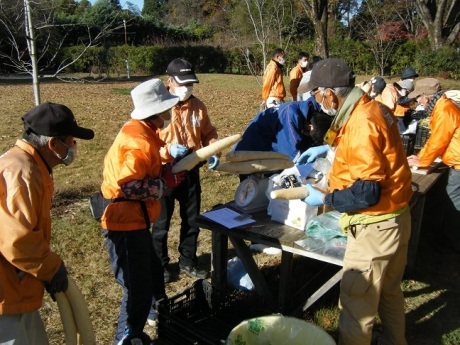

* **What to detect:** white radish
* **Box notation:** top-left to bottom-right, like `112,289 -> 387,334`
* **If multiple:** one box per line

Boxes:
56,292 -> 78,345
225,151 -> 290,162
270,186 -> 310,200
172,134 -> 242,173
215,159 -> 294,175
65,276 -> 96,345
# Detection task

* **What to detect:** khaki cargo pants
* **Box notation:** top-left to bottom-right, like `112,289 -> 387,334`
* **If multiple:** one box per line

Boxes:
338,208 -> 411,345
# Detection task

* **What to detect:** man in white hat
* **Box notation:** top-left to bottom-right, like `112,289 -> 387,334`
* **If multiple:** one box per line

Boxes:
407,78 -> 460,253
302,58 -> 413,345
100,79 -> 186,345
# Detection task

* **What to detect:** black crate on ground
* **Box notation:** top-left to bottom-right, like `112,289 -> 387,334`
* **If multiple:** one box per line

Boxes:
415,126 -> 430,149
401,133 -> 415,156
156,279 -> 273,345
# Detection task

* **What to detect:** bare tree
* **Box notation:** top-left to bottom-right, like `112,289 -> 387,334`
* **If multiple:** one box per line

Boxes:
231,0 -> 301,83
0,0 -> 123,104
414,0 -> 460,50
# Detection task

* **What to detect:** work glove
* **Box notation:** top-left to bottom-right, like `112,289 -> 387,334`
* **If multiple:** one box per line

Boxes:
169,144 -> 188,158
303,184 -> 326,206
208,155 -> 220,170
162,163 -> 186,188
296,145 -> 329,165
45,261 -> 68,298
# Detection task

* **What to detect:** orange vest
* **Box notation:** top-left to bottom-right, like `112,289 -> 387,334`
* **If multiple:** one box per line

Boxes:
0,140 -> 61,314
261,60 -> 286,101
329,95 -> 413,215
101,120 -> 164,230
289,64 -> 304,101
418,95 -> 460,169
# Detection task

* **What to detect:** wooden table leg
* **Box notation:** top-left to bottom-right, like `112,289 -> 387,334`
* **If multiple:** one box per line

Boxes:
406,195 -> 426,276
278,250 -> 294,313
211,230 -> 228,292
229,237 -> 273,299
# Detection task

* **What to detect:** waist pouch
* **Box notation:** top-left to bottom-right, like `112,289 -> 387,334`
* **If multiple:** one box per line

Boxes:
89,191 -> 149,228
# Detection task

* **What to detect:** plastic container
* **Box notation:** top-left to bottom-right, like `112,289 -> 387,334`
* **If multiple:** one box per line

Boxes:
226,315 -> 336,345
156,280 -> 271,345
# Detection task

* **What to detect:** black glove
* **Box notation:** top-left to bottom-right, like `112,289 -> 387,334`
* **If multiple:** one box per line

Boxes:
46,261 -> 68,297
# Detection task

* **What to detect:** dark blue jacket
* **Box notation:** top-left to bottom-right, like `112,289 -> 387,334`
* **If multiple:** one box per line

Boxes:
234,98 -> 321,160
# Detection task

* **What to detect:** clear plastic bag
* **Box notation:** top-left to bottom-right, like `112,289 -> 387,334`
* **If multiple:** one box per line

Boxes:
227,257 -> 254,291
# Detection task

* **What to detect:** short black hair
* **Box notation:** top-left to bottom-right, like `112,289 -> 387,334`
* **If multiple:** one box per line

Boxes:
298,52 -> 309,60
308,111 -> 333,144
272,48 -> 285,58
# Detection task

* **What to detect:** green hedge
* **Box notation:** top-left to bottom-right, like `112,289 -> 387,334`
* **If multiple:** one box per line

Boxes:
59,45 -> 228,76
59,42 -> 459,79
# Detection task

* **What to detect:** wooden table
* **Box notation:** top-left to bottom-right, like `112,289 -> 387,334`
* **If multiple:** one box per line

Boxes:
196,203 -> 344,316
197,166 -> 447,314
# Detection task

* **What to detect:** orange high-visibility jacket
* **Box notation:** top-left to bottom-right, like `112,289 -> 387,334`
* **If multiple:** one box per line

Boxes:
375,84 -> 398,112
289,64 -> 304,101
329,94 -> 413,215
0,140 -> 61,314
158,96 -> 218,163
261,60 -> 286,101
418,95 -> 460,169
101,120 -> 165,230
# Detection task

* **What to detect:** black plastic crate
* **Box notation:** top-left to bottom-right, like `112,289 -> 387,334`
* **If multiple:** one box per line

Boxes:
401,133 -> 415,156
156,279 -> 272,345
415,125 -> 430,149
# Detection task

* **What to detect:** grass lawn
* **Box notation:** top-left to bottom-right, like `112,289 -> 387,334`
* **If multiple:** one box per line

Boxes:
0,74 -> 459,344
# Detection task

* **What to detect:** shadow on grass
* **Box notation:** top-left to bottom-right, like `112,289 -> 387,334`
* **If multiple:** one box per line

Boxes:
405,175 -> 460,345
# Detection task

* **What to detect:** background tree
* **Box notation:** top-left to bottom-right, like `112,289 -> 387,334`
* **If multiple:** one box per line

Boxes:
297,0 -> 329,57
413,0 -> 460,50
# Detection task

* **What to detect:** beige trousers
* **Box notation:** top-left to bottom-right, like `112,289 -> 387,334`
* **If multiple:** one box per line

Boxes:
0,311 -> 49,345
338,208 -> 411,345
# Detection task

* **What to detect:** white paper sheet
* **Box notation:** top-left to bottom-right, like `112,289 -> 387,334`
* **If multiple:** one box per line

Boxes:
202,207 -> 256,229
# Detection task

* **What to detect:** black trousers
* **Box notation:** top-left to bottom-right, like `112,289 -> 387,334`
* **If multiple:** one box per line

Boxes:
103,228 -> 165,344
151,167 -> 202,268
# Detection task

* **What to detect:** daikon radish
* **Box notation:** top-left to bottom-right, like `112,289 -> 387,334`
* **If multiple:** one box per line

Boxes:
270,186 -> 309,200
56,292 -> 78,345
65,276 -> 96,345
172,134 -> 242,173
215,159 -> 293,174
225,151 -> 290,162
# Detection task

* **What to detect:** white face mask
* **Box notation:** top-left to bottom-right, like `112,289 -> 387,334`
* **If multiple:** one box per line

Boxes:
397,89 -> 408,97
55,140 -> 77,166
369,91 -> 377,98
300,61 -> 308,68
162,118 -> 171,128
173,85 -> 193,101
321,102 -> 337,117
278,57 -> 286,65
159,110 -> 171,128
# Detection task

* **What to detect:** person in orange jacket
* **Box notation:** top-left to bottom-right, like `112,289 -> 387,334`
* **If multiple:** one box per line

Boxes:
100,79 -> 186,345
407,78 -> 460,253
152,58 -> 219,284
261,48 -> 286,109
302,58 -> 413,345
289,52 -> 309,101
0,103 -> 94,344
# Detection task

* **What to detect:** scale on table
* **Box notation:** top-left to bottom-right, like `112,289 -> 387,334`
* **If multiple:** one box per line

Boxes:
234,174 -> 270,213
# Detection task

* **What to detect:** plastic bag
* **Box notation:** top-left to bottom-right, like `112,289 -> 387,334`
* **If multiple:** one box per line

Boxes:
227,257 -> 254,291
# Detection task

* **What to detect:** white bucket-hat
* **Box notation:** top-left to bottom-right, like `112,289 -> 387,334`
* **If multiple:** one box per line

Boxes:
131,79 -> 179,120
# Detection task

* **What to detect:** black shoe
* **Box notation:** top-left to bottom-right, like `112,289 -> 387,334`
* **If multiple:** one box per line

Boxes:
179,263 -> 209,279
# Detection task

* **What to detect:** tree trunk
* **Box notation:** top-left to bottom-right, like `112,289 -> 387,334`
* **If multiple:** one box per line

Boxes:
299,0 -> 329,58
24,0 -> 40,105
